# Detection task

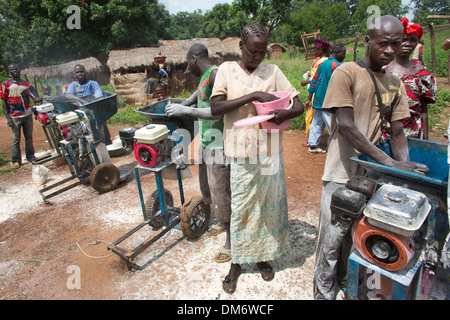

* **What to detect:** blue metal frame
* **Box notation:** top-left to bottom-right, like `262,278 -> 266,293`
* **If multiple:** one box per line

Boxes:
108,161 -> 187,270
135,161 -> 185,225
347,138 -> 449,300
347,250 -> 424,300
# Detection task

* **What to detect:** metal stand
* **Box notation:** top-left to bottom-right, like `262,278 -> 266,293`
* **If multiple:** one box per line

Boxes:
108,162 -> 185,270
38,138 -> 99,203
35,124 -> 63,164
347,249 -> 424,300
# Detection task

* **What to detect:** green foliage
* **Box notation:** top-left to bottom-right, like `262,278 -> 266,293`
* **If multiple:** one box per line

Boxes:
102,83 -> 145,126
410,0 -> 450,27
429,88 -> 450,130
284,0 -> 351,45
1,0 -> 446,69
422,29 -> 449,77
350,0 -> 409,34
0,0 -> 166,67
107,105 -> 148,126
230,0 -> 293,34
166,10 -> 205,40
0,149 -> 13,174
0,149 -> 9,166
196,4 -> 236,39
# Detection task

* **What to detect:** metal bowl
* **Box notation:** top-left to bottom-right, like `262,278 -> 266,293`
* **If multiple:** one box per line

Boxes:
119,169 -> 131,183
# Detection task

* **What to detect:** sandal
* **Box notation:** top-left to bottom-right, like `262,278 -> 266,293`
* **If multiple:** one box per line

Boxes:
257,262 -> 275,282
11,162 -> 21,169
222,272 -> 241,294
206,225 -> 226,237
213,248 -> 231,263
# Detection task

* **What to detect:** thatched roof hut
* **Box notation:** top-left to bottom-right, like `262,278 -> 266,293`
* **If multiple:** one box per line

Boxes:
268,43 -> 288,60
22,57 -> 110,85
106,37 -> 241,105
107,38 -> 241,74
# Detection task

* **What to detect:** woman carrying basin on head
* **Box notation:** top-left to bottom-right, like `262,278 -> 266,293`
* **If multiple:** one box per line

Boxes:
210,23 -> 304,294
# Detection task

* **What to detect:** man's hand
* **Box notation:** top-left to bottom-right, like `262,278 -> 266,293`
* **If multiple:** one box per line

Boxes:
6,117 -> 14,128
166,104 -> 189,117
390,160 -> 429,176
304,100 -> 312,110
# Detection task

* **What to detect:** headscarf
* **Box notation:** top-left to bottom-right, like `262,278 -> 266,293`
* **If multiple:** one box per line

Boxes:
314,38 -> 331,51
401,17 -> 423,40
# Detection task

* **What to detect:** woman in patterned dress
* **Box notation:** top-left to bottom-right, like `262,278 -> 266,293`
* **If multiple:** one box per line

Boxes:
211,23 -> 304,294
386,18 -> 437,140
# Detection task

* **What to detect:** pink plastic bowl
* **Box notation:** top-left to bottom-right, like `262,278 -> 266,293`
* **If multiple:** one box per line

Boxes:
252,91 -> 293,131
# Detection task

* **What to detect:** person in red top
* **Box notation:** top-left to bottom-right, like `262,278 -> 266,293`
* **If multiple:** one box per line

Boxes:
1,63 -> 41,168
385,18 -> 437,140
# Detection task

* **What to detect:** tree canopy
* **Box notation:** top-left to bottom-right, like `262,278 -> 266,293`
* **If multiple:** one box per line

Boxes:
1,0 -> 438,69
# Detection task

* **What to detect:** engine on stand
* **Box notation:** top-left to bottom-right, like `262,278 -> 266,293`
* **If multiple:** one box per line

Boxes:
133,124 -> 173,168
331,138 -> 449,300
55,110 -> 111,179
33,102 -> 67,163
37,92 -> 120,203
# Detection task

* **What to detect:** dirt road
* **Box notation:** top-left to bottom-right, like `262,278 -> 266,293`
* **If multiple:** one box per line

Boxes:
0,118 -> 327,300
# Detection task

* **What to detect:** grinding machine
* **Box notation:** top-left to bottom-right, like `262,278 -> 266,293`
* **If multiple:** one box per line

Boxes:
330,138 -> 449,299
107,98 -> 210,270
36,92 -> 121,203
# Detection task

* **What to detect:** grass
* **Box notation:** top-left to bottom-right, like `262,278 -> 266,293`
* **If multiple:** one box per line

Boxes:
0,149 -> 14,174
106,104 -> 147,126
429,88 -> 450,135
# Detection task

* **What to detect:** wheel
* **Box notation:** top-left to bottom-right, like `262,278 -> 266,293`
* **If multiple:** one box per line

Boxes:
145,189 -> 174,228
90,163 -> 120,193
180,197 -> 211,239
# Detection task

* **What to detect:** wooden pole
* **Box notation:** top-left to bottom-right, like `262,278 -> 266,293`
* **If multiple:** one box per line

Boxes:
428,23 -> 437,78
448,51 -> 450,84
427,15 -> 450,20
353,32 -> 360,62
427,15 -> 450,81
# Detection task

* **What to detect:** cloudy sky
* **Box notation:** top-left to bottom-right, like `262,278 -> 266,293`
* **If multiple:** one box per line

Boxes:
159,0 -> 233,15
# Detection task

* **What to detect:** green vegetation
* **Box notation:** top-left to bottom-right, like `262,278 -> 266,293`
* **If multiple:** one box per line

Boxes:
422,27 -> 450,78
1,0 -> 448,71
429,89 -> 450,135
108,36 -> 448,133
0,149 -> 14,174
107,105 -> 148,126
1,1 -> 449,169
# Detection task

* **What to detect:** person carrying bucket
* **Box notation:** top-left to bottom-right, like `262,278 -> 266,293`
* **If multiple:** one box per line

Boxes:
210,23 -> 304,294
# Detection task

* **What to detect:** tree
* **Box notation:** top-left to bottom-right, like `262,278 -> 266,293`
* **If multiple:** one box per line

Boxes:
0,0 -> 165,67
351,0 -> 409,34
197,4 -> 235,39
230,0 -> 294,35
279,0 -> 350,47
166,10 -> 204,40
411,0 -> 450,26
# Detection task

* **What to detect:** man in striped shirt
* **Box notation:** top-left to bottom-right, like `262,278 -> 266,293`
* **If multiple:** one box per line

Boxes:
1,63 -> 41,169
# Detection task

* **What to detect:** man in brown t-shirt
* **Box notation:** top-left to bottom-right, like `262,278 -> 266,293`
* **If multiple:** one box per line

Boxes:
313,15 -> 429,300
